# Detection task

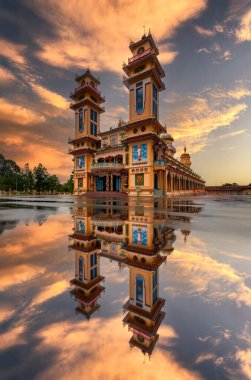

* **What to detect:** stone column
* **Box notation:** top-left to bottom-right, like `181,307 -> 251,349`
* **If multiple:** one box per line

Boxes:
110,174 -> 113,191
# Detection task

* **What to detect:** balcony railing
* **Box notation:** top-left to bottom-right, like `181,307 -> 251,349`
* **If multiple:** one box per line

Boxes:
128,48 -> 153,64
92,162 -> 124,169
74,82 -> 101,95
153,160 -> 165,167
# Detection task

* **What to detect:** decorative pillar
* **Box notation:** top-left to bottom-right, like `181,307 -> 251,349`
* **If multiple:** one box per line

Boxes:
110,174 -> 113,191
90,174 -> 94,191
106,175 -> 110,191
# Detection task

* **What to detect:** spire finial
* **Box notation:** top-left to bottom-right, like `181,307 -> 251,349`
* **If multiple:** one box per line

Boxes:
184,146 -> 187,153
142,24 -> 146,38
148,28 -> 151,35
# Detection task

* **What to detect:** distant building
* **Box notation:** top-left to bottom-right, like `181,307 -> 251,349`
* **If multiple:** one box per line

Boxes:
206,185 -> 251,195
68,32 -> 205,196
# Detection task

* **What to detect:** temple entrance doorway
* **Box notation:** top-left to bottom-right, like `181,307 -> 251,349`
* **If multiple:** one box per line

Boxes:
96,176 -> 106,191
113,175 -> 121,191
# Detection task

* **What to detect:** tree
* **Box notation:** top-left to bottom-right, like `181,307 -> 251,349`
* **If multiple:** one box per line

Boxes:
34,163 -> 49,193
46,174 -> 61,193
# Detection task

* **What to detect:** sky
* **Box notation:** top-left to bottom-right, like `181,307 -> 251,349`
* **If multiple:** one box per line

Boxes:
0,0 -> 250,185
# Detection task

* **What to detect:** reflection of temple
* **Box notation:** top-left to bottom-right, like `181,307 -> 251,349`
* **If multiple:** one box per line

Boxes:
69,207 -> 105,319
92,200 -> 176,355
68,199 -> 201,353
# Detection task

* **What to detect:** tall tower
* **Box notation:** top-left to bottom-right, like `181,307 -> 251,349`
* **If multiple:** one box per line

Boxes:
180,147 -> 191,168
122,32 -> 166,197
69,69 -> 105,194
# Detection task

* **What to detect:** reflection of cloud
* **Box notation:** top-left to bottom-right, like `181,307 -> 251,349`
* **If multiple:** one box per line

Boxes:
164,237 -> 251,308
31,280 -> 69,306
195,353 -> 216,364
0,326 -> 26,350
36,317 -> 201,380
0,265 -> 45,291
0,98 -> 45,125
28,0 -> 207,72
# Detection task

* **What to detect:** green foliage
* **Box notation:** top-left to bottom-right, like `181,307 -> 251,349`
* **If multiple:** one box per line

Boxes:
0,153 -> 73,193
222,182 -> 239,187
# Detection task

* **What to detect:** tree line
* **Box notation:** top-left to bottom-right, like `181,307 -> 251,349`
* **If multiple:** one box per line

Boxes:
0,153 -> 73,193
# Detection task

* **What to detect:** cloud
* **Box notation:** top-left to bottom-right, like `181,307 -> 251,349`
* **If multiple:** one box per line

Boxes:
28,0 -> 207,72
235,349 -> 251,379
0,66 -> 15,83
197,43 -> 232,62
31,83 -> 70,110
0,98 -> 45,125
0,326 -> 26,351
164,84 -> 249,154
0,307 -> 15,323
0,39 -> 26,64
236,9 -> 251,42
195,25 -> 216,37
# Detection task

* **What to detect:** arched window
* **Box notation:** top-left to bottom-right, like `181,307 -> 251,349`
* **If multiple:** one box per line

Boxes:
137,47 -> 145,54
79,256 -> 84,281
79,108 -> 84,133
136,275 -> 144,307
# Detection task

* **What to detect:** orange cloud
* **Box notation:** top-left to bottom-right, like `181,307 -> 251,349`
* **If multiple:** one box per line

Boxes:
164,83 -> 249,154
0,98 -> 45,125
0,307 -> 15,323
236,9 -> 251,42
0,39 -> 26,64
0,326 -> 26,351
0,66 -> 15,83
31,83 -> 70,110
30,0 -> 207,72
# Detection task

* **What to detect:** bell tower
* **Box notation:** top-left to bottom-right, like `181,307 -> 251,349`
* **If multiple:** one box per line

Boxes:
122,32 -> 166,197
69,69 -> 105,194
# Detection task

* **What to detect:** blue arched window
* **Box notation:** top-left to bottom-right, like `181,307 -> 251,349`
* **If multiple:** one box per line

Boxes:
136,275 -> 144,307
136,82 -> 144,114
79,256 -> 84,281
79,108 -> 84,133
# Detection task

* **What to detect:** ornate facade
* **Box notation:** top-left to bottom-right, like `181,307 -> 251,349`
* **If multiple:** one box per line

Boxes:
69,32 -> 205,196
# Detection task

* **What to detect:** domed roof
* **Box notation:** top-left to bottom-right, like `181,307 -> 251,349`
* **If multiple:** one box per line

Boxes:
181,146 -> 190,157
160,132 -> 174,141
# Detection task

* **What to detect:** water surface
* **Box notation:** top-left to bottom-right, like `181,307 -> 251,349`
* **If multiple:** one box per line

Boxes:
0,195 -> 250,380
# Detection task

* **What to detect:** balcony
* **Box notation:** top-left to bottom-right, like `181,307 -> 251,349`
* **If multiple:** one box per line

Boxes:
153,160 -> 165,167
92,162 -> 124,169
74,82 -> 101,95
128,48 -> 154,64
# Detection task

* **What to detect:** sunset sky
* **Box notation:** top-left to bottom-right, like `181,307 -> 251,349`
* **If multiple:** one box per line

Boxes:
0,0 -> 250,185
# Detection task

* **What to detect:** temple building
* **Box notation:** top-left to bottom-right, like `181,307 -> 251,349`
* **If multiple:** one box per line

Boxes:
69,32 -> 205,196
